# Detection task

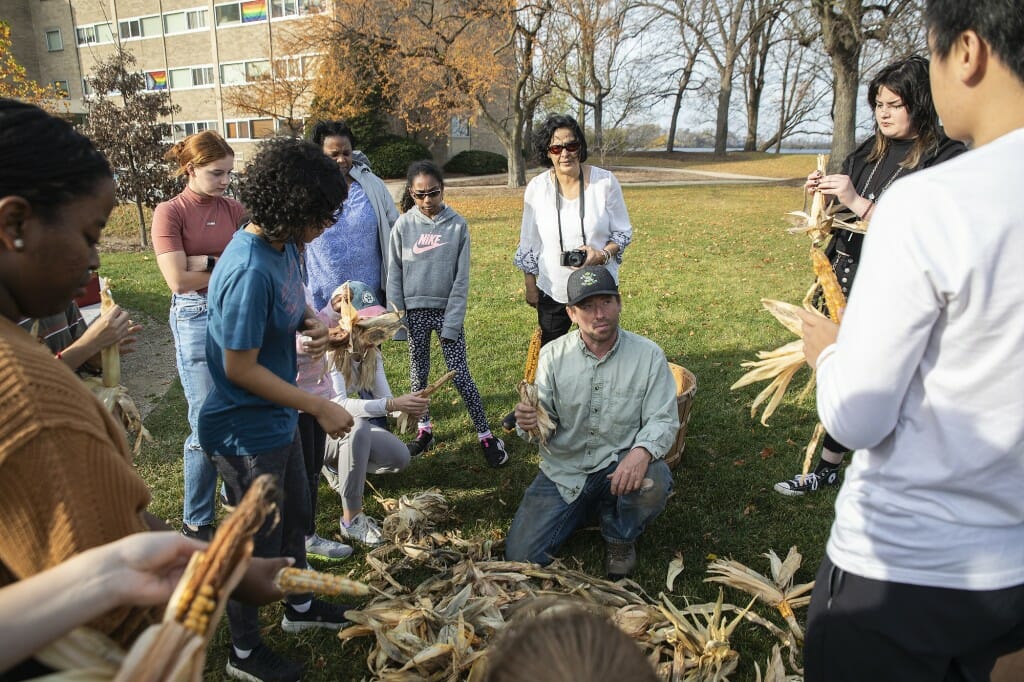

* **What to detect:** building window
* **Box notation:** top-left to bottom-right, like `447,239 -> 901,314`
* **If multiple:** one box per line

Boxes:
164,9 -> 208,34
273,54 -> 316,79
45,29 -> 63,52
76,23 -> 114,45
225,118 -> 273,139
271,0 -> 324,18
119,16 -> 162,40
220,59 -> 270,85
215,0 -> 267,26
145,71 -> 168,91
169,66 -> 214,89
451,116 -> 470,139
51,80 -> 69,98
172,120 -> 218,140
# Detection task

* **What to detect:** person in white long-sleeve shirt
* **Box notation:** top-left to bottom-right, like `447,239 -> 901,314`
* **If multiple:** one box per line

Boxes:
796,2 -> 1024,679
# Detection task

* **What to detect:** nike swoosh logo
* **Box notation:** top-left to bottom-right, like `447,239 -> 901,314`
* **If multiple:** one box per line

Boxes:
412,242 -> 447,255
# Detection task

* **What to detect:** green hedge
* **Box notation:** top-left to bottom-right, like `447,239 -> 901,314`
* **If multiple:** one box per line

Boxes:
366,138 -> 432,179
444,150 -> 508,175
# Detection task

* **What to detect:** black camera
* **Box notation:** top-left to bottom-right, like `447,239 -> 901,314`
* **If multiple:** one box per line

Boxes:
560,249 -> 587,267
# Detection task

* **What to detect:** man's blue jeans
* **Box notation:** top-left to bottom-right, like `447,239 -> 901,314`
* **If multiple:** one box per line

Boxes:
505,458 -> 673,565
170,292 -> 218,527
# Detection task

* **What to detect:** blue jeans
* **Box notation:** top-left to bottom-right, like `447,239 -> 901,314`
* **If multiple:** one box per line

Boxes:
170,292 -> 218,527
505,458 -> 673,565
210,431 -> 311,649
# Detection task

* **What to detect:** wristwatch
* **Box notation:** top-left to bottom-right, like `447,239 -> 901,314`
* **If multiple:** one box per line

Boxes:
206,256 -> 217,272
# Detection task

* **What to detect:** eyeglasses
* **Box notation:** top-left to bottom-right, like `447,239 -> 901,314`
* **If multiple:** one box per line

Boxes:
548,141 -> 581,156
411,188 -> 443,199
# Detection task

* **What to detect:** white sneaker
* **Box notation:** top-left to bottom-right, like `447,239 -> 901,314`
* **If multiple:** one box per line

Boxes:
339,513 -> 384,547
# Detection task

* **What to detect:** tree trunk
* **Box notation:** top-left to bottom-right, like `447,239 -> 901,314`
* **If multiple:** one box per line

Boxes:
829,53 -> 860,172
507,123 -> 526,188
714,69 -> 733,157
135,198 -> 148,248
592,98 -> 604,158
667,87 -> 684,152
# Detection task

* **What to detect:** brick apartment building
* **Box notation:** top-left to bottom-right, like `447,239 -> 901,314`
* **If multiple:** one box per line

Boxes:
3,0 -> 503,164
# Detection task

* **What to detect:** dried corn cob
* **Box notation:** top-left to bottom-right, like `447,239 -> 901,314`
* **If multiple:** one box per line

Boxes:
275,568 -> 372,597
810,247 -> 845,323
396,371 -> 457,434
785,154 -> 834,245
522,327 -> 542,383
98,276 -> 120,388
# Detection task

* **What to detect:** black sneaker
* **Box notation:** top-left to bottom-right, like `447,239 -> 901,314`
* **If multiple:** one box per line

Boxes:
773,468 -> 840,496
182,524 -> 214,542
407,429 -> 435,458
501,410 -> 517,432
226,643 -> 302,682
480,436 -> 509,468
280,599 -> 350,633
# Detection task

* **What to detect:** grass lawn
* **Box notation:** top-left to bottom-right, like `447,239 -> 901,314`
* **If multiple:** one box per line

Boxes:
98,182 -> 835,680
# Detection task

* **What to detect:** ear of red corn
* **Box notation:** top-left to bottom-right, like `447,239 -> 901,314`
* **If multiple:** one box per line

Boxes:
809,248 -> 846,323
522,327 -> 543,383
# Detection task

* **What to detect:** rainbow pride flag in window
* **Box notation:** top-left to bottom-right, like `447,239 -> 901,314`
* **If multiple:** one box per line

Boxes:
241,0 -> 267,22
147,71 -> 167,90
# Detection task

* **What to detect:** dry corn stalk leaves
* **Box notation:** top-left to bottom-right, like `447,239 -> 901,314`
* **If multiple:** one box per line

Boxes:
666,552 -> 685,592
339,489 -> 806,681
516,381 -> 555,445
705,547 -> 814,644
116,475 -> 279,682
396,371 -> 457,434
785,155 -> 834,246
98,276 -> 120,388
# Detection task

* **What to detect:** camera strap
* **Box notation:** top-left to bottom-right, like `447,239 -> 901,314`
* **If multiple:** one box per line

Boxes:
555,167 -> 586,254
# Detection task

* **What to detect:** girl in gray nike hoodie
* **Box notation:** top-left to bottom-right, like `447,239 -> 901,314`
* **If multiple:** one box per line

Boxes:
386,161 -> 508,468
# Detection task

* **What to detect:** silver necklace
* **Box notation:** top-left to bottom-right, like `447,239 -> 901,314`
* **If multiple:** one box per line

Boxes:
860,154 -> 906,201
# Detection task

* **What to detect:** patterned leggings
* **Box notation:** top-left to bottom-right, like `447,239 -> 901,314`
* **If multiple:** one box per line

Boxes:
405,308 -> 489,434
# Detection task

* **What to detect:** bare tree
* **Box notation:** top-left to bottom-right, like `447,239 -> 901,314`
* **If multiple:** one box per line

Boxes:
81,49 -> 178,247
638,0 -> 711,152
808,0 -> 918,170
759,21 -> 832,152
740,0 -> 786,151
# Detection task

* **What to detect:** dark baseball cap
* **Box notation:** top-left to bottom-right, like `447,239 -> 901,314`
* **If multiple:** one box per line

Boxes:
566,266 -> 619,306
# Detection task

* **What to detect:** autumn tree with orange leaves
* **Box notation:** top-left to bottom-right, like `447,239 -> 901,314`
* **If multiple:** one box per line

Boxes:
0,21 -> 66,114
307,0 -> 557,187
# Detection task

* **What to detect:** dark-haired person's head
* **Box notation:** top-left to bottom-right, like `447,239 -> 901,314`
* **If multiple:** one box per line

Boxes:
238,136 -> 346,245
534,114 -> 589,167
311,120 -> 357,179
925,0 -> 1024,85
400,159 -> 444,214
924,0 -> 1024,147
0,99 -> 113,320
866,55 -> 942,167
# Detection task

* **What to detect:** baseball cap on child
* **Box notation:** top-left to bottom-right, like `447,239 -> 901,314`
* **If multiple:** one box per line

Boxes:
565,266 -> 619,306
333,281 -> 386,317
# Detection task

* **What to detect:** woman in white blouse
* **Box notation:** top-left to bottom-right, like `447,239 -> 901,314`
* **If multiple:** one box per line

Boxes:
513,114 -> 633,345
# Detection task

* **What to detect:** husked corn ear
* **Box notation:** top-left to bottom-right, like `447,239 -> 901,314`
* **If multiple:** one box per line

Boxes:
523,327 -> 543,383
810,247 -> 846,323
98,277 -> 120,388
275,568 -> 372,597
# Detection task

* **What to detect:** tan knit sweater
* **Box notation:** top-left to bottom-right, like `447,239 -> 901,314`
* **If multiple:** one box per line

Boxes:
0,317 -> 155,647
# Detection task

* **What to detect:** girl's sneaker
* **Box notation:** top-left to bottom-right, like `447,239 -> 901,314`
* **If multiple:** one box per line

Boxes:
407,429 -> 435,457
480,437 -> 509,468
339,513 -> 384,546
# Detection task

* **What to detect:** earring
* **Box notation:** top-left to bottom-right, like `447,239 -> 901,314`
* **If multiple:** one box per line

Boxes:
13,237 -> 24,251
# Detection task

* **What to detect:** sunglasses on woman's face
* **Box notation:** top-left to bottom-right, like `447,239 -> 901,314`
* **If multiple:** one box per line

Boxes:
548,141 -> 581,156
411,188 -> 443,199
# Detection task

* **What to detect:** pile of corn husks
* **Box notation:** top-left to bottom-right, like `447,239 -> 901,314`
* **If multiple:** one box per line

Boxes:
339,490 -> 810,681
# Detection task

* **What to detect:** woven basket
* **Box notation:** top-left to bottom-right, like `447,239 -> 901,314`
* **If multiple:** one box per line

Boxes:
665,363 -> 697,470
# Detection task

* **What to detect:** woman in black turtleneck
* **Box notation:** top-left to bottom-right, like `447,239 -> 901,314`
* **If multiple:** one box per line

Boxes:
774,55 -> 966,497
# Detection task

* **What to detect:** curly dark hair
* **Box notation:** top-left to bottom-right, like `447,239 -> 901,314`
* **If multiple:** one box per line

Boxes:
0,98 -> 111,220
866,56 -> 941,168
310,120 -> 356,148
533,114 -> 589,168
400,159 -> 444,213
238,137 -> 346,244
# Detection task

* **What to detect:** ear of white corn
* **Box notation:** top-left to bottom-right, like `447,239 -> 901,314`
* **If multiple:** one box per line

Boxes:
98,277 -> 120,388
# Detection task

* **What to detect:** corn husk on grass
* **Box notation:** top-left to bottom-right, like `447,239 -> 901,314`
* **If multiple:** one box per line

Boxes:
86,278 -> 152,454
756,645 -> 803,682
395,370 -> 457,435
655,589 -> 753,681
705,547 -> 814,644
115,475 -> 279,682
516,327 -> 555,444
